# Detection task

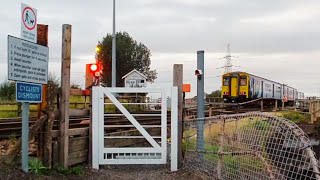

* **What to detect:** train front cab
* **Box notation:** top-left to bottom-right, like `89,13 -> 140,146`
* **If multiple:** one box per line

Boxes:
222,72 -> 249,103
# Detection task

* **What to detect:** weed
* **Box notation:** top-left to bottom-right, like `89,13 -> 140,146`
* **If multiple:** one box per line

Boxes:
70,165 -> 84,175
29,159 -> 48,175
55,165 -> 69,175
55,165 -> 84,175
280,111 -> 311,124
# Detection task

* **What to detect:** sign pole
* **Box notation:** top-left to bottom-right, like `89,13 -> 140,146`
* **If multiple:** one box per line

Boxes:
22,102 -> 29,172
196,50 -> 205,156
14,3 -> 44,172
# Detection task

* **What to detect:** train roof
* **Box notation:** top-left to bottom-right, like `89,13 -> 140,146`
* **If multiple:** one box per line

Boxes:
222,71 -> 297,90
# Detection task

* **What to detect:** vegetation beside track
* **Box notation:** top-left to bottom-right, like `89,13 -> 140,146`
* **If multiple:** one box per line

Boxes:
276,111 -> 311,124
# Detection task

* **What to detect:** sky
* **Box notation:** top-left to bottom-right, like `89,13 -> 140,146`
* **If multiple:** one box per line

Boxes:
1,0 -> 320,98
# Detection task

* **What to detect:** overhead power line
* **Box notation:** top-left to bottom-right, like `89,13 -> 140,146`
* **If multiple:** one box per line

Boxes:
217,43 -> 239,74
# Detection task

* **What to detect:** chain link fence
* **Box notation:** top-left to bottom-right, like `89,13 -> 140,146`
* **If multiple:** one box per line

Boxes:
183,112 -> 320,180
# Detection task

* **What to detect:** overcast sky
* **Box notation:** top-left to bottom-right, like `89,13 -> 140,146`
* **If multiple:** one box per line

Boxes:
1,0 -> 320,98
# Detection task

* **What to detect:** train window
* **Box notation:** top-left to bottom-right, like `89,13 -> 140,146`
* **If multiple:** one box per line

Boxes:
223,77 -> 229,86
240,76 -> 247,86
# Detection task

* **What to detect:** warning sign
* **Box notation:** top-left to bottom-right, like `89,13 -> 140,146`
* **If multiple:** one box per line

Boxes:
8,35 -> 48,84
21,3 -> 37,43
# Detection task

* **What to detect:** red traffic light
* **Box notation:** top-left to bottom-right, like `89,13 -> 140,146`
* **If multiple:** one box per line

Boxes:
90,64 -> 98,71
88,63 -> 101,77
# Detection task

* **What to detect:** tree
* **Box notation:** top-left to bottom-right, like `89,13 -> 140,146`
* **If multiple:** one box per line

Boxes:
0,81 -> 15,101
96,32 -> 157,87
71,82 -> 81,89
209,90 -> 221,98
48,73 -> 60,88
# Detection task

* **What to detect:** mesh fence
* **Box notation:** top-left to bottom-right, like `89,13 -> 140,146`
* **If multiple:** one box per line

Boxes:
183,112 -> 320,180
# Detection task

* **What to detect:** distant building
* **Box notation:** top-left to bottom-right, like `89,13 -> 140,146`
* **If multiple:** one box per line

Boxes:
122,69 -> 147,88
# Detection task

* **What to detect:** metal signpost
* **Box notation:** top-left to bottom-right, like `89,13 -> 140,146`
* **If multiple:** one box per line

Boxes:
7,3 -> 48,172
16,82 -> 42,172
197,51 -> 205,154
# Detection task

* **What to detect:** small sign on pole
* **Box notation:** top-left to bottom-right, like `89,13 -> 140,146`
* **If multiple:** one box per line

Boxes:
21,3 -> 37,43
16,82 -> 42,103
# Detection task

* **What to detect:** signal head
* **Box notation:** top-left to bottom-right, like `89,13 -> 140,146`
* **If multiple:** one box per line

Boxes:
90,64 -> 98,71
195,69 -> 203,76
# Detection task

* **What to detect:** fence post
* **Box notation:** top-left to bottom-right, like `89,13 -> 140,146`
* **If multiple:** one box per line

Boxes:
260,99 -> 264,111
196,50 -> 205,155
171,86 -> 178,171
173,64 -> 183,168
217,118 -> 225,179
43,81 -> 57,168
209,104 -> 212,117
59,24 -> 72,168
17,103 -> 22,117
274,100 -> 278,112
36,24 -> 49,160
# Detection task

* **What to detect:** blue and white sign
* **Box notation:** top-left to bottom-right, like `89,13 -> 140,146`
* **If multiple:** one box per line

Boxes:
16,81 -> 42,103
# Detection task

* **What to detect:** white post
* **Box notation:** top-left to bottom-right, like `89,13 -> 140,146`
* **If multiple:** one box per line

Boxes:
92,86 -> 99,169
171,86 -> 178,171
112,0 -> 116,87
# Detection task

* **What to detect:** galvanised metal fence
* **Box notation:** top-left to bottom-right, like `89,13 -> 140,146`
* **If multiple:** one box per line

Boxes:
183,112 -> 320,180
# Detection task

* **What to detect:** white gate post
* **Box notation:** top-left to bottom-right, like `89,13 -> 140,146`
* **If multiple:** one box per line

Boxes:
171,86 -> 178,171
92,86 -> 99,169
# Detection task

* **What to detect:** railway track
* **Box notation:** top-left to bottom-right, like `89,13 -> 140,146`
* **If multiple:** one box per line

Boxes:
0,112 -> 171,138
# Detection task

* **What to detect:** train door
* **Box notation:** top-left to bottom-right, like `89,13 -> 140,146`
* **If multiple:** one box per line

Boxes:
230,76 -> 238,97
272,84 -> 275,98
261,81 -> 264,98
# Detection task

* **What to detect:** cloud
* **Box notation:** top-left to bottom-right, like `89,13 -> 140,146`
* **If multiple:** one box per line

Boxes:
0,0 -> 319,97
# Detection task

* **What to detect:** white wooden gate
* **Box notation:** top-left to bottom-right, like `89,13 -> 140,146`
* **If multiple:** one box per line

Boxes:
92,87 -> 178,171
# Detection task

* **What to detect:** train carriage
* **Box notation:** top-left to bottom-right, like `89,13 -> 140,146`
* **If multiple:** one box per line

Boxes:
221,72 -> 303,103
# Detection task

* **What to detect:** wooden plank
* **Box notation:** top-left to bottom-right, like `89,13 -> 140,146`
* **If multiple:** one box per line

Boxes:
52,141 -> 59,167
69,128 -> 89,136
69,150 -> 88,159
60,24 -> 72,168
68,156 -> 87,166
173,64 -> 183,168
52,128 -> 89,139
70,143 -> 88,153
69,137 -> 88,147
69,109 -> 89,116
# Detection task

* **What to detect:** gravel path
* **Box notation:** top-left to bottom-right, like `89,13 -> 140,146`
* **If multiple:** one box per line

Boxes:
0,164 -> 201,180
